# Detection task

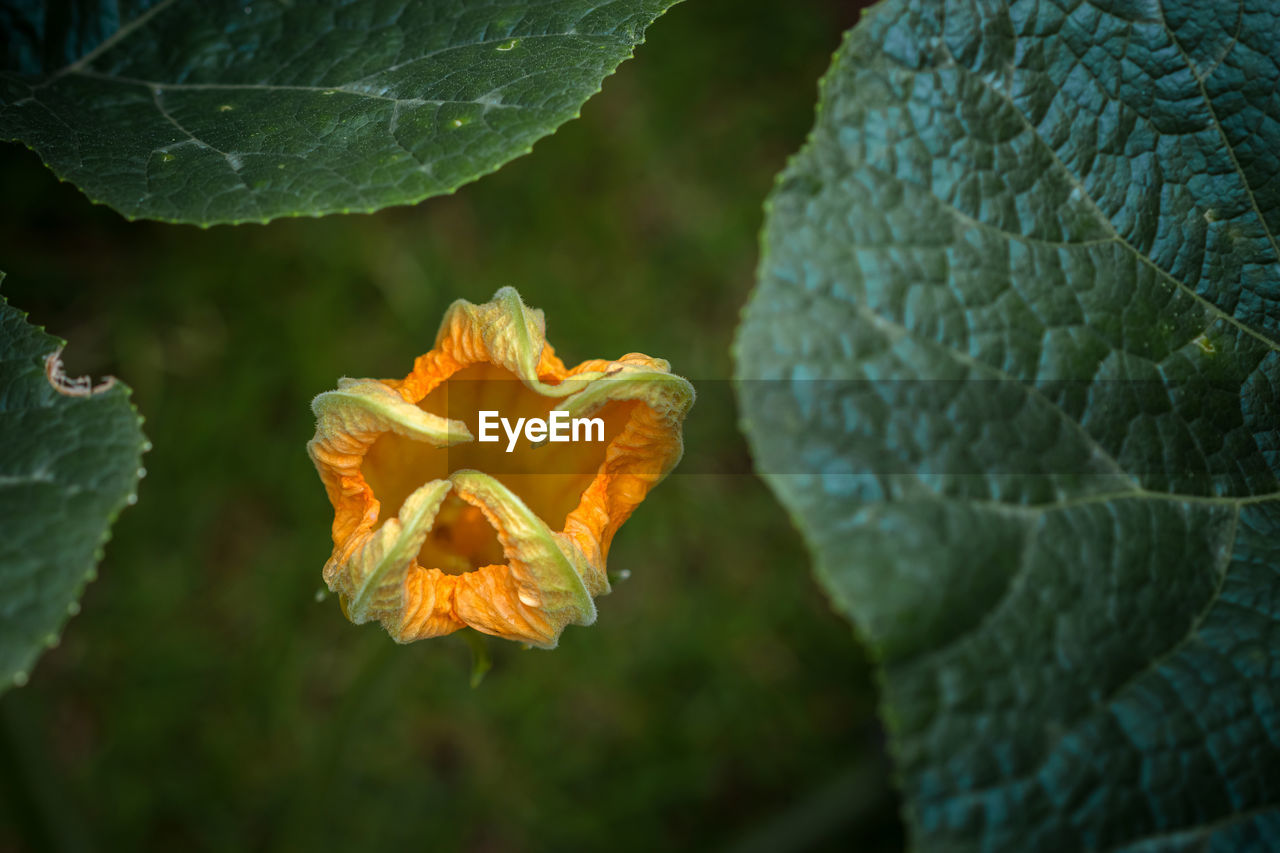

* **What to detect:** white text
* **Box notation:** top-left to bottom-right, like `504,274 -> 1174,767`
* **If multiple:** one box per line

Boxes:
477,410 -> 605,452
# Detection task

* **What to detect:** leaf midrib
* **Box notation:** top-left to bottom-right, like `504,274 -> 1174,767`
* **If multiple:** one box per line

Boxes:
50,70 -> 540,104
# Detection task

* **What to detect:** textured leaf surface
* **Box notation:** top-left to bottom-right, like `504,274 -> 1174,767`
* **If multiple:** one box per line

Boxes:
0,0 -> 676,224
0,282 -> 145,691
735,0 -> 1280,849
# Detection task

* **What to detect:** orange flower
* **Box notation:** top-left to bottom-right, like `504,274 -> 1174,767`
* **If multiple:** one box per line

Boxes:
307,288 -> 694,648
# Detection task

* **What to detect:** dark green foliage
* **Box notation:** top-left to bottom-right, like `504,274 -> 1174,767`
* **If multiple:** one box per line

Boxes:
737,0 -> 1280,849
1,0 -> 677,224
0,285 -> 145,692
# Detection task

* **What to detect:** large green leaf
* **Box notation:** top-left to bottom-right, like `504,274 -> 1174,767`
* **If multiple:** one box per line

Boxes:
0,280 -> 146,691
0,0 -> 676,225
736,0 -> 1280,849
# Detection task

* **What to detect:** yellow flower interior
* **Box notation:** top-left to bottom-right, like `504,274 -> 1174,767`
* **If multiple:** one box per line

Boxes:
362,364 -> 635,575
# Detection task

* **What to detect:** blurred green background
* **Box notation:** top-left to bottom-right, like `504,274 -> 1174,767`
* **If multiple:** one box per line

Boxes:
0,1 -> 900,850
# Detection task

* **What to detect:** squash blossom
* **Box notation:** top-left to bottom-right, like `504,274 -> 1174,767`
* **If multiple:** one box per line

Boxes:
308,288 -> 694,648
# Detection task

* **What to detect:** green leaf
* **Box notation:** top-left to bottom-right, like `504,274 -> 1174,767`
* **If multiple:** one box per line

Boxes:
0,279 -> 146,692
735,0 -> 1280,849
0,0 -> 677,225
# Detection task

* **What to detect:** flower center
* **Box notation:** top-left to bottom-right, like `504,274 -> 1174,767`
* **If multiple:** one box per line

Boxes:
416,493 -> 504,575
361,364 -> 635,574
